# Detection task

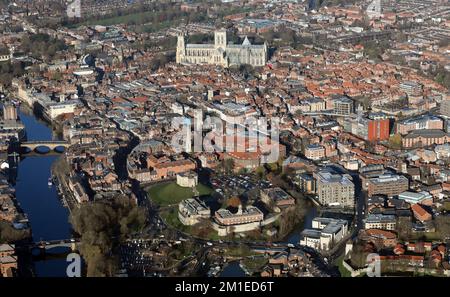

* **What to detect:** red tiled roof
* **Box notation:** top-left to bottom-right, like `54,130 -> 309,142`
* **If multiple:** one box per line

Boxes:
128,96 -> 148,103
411,204 -> 431,219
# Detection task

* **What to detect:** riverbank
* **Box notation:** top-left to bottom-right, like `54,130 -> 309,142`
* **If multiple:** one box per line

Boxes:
13,98 -> 66,136
0,166 -> 32,244
51,157 -> 78,213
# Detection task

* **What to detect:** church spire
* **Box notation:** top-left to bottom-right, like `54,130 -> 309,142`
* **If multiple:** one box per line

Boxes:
242,36 -> 251,46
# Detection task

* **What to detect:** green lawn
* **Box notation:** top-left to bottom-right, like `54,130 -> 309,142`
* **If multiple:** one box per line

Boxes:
224,245 -> 257,258
336,255 -> 352,277
147,182 -> 213,206
160,207 -> 192,233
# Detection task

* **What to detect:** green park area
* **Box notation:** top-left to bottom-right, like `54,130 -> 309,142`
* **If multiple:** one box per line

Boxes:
147,181 -> 220,240
147,182 -> 213,207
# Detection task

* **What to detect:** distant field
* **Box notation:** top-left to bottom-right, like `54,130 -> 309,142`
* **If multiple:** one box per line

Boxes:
147,182 -> 213,206
71,11 -> 156,27
67,5 -> 251,29
68,10 -> 193,31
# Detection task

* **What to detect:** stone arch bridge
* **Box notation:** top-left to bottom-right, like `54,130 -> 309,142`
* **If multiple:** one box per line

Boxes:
20,140 -> 70,152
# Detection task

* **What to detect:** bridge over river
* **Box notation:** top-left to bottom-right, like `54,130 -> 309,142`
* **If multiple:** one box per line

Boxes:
10,140 -> 71,155
27,238 -> 80,253
20,140 -> 70,151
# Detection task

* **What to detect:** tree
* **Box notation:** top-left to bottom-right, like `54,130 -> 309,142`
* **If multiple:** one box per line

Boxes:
150,52 -> 175,71
266,161 -> 279,173
227,197 -> 241,208
20,33 -> 68,61
51,71 -> 62,81
350,242 -> 370,268
435,216 -> 450,240
0,221 -> 31,243
396,217 -> 412,241
389,133 -> 402,149
0,60 -> 25,86
221,158 -> 235,174
255,166 -> 266,179
276,199 -> 307,238
70,196 -> 147,276
433,66 -> 450,89
362,41 -> 389,61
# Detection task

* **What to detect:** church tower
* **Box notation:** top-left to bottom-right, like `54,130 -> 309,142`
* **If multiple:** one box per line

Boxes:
214,29 -> 227,49
176,32 -> 186,63
366,0 -> 382,19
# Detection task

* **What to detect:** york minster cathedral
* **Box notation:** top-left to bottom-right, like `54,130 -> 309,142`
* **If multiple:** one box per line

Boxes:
176,29 -> 268,68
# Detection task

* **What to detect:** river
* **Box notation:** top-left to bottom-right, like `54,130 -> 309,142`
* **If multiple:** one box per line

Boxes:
286,202 -> 318,244
9,106 -> 73,276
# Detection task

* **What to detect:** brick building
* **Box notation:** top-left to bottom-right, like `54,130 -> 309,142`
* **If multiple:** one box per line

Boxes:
367,118 -> 390,141
411,203 -> 432,222
367,174 -> 409,197
214,205 -> 264,226
402,129 -> 450,148
0,244 -> 17,277
305,144 -> 325,160
397,115 -> 443,135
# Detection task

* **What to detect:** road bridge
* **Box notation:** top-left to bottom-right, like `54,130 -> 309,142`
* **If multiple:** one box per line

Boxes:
20,141 -> 69,153
29,238 -> 80,254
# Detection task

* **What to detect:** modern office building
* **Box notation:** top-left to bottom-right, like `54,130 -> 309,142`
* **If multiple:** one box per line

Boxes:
397,191 -> 433,206
333,96 -> 354,115
364,214 -> 397,230
300,217 -> 349,251
315,169 -> 355,208
399,81 -> 423,95
305,144 -> 325,160
294,173 -> 316,194
367,117 -> 390,141
343,113 -> 391,141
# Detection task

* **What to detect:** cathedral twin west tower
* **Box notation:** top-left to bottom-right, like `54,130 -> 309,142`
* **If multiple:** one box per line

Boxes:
176,29 -> 268,68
